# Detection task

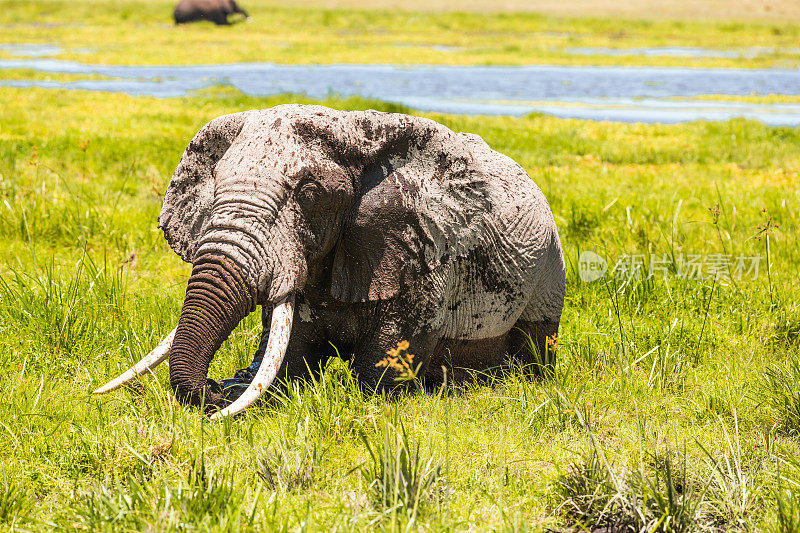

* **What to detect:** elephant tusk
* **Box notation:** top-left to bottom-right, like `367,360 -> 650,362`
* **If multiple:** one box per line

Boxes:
209,294 -> 295,420
92,327 -> 177,394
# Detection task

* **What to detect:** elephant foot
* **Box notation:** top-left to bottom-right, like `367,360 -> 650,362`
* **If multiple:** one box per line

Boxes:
217,380 -> 248,405
217,354 -> 264,404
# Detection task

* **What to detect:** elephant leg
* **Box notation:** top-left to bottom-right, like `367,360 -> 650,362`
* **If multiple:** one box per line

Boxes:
425,335 -> 509,387
507,318 -> 560,375
349,304 -> 440,394
213,12 -> 231,25
219,296 -> 332,399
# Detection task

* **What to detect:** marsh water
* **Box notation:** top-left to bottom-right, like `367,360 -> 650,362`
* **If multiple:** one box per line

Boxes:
2,55 -> 800,125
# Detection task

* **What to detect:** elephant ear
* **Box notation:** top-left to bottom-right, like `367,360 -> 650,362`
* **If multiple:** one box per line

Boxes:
330,129 -> 487,303
158,111 -> 252,263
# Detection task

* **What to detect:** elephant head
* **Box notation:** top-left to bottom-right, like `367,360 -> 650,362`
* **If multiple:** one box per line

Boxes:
95,105 -> 483,418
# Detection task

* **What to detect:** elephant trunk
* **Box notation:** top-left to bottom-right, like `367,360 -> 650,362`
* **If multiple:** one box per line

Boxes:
169,253 -> 255,410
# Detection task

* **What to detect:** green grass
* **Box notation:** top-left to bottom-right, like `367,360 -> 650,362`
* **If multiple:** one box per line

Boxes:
1,83 -> 799,530
1,0 -> 800,69
2,4 -> 800,529
0,68 -> 114,82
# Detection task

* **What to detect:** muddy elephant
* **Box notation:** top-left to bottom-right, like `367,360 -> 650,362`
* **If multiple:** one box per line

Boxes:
173,0 -> 249,25
94,105 -> 565,419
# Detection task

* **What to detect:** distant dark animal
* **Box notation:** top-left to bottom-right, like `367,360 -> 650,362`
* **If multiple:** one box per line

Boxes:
173,0 -> 249,25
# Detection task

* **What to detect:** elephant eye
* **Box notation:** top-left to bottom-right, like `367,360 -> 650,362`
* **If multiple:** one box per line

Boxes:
296,181 -> 320,208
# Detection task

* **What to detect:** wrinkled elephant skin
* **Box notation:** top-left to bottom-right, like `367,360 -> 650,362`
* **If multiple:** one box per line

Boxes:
96,104 -> 565,417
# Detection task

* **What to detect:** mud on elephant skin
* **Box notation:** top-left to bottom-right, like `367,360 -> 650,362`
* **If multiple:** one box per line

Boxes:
94,105 -> 565,419
173,0 -> 249,25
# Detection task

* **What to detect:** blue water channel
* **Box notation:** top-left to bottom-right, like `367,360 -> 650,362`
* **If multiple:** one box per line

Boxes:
2,56 -> 800,125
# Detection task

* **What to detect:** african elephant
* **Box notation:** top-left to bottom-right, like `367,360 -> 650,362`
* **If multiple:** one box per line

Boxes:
173,0 -> 249,25
94,105 -> 565,419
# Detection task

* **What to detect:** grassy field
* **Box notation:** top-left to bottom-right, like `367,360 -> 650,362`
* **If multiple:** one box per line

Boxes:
1,83 -> 799,530
283,0 -> 800,21
1,0 -> 800,530
1,0 -> 800,68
